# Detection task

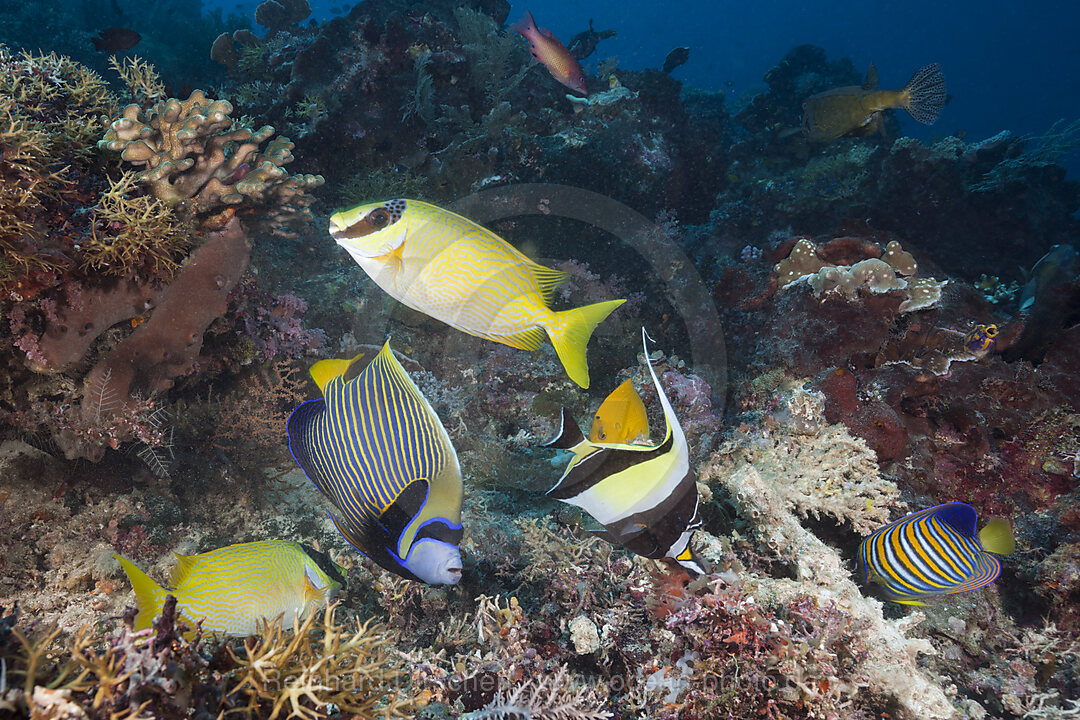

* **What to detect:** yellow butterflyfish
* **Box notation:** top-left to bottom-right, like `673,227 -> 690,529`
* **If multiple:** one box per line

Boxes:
328,198 -> 624,389
544,329 -> 708,576
113,540 -> 345,638
589,378 -> 649,444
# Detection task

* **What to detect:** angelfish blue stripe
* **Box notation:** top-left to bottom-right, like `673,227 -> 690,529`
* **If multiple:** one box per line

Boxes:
306,349 -> 446,529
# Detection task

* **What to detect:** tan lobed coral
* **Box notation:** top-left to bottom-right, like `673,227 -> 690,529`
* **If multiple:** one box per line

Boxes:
98,89 -> 323,231
775,236 -> 946,313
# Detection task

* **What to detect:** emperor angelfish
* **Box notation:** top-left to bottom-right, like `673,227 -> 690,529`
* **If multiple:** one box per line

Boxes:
857,502 -> 1015,606
114,540 -> 345,638
287,342 -> 464,584
328,198 -> 624,389
543,329 -> 708,575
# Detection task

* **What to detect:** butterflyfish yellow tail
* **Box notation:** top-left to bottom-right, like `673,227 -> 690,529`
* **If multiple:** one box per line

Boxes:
113,554 -> 168,630
308,352 -> 365,394
546,299 -> 625,389
979,518 -> 1016,556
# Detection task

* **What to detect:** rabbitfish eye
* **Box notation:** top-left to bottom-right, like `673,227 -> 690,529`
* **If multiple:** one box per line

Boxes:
369,208 -> 391,228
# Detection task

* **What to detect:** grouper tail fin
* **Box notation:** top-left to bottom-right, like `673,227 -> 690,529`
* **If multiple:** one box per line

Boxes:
903,63 -> 946,124
114,554 -> 167,630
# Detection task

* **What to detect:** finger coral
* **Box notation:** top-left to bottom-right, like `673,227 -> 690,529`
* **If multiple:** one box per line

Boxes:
98,89 -> 324,231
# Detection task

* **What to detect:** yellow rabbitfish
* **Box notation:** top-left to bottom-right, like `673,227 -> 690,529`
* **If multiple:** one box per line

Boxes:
114,540 -> 345,638
589,378 -> 649,443
328,199 -> 624,389
803,63 -> 946,142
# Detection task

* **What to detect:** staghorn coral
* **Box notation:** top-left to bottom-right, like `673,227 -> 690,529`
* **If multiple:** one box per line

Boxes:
98,89 -> 324,229
227,602 -> 415,720
80,172 -> 193,279
0,598 -> 415,720
0,45 -> 115,286
462,665 -> 611,720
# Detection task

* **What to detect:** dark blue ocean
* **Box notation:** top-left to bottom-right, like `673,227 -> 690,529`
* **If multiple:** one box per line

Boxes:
204,0 -> 1080,178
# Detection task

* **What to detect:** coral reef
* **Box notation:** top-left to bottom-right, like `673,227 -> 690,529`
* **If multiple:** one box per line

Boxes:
98,89 -> 324,234
0,51 -> 327,466
0,598 -> 415,719
3,5 -> 1080,720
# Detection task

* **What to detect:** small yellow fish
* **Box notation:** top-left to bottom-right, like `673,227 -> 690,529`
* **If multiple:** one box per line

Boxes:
803,63 -> 946,142
589,378 -> 649,443
329,199 -> 624,388
114,540 -> 345,637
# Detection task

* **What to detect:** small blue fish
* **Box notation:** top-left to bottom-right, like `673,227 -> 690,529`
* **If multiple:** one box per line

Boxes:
857,502 -> 1015,606
287,342 -> 464,584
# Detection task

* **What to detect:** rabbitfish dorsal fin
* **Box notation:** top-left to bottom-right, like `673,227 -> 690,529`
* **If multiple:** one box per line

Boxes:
169,552 -> 198,588
863,63 -> 879,90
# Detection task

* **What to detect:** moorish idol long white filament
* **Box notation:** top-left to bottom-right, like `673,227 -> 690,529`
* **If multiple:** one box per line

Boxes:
543,329 -> 708,575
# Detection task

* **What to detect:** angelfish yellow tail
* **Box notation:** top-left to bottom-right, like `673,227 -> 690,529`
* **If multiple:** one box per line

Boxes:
546,299 -> 625,388
113,554 -> 168,630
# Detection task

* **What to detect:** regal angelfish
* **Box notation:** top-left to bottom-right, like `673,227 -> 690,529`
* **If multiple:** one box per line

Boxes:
858,502 -> 1015,605
287,342 -> 464,584
544,329 -> 708,575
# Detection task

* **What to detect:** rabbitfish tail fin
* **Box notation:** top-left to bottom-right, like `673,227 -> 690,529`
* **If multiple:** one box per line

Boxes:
546,299 -> 625,389
902,63 -> 946,124
113,554 -> 167,630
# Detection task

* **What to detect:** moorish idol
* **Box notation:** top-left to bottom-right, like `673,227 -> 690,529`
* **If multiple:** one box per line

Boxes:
857,502 -> 1015,606
543,329 -> 708,576
287,341 -> 464,584
589,378 -> 649,444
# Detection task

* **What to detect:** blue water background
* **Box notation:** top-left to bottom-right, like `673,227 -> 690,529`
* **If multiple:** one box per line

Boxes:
206,0 -> 1080,178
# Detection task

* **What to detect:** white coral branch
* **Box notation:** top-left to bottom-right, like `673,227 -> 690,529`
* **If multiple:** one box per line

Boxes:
462,666 -> 610,720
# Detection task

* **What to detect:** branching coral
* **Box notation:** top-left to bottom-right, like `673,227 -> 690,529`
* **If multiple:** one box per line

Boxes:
0,45 -> 115,285
703,413 -> 958,719
228,602 -> 415,720
81,172 -> 192,279
462,665 -> 610,720
98,89 -> 324,227
1,600 -> 416,719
